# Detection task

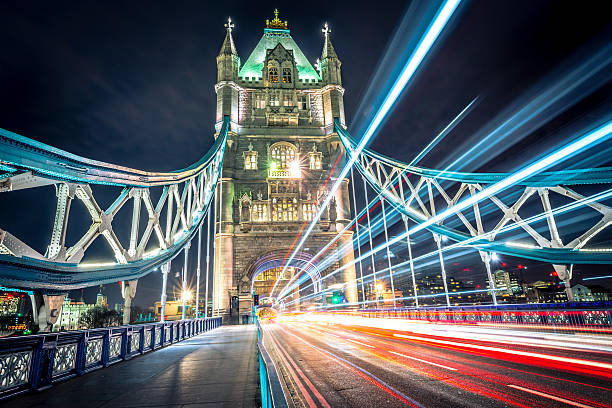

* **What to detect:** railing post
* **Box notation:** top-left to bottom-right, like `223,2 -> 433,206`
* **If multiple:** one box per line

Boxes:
160,261 -> 170,322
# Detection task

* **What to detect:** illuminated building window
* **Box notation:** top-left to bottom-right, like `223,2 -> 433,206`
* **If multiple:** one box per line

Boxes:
302,203 -> 315,221
282,68 -> 292,83
251,203 -> 268,222
298,95 -> 309,110
243,143 -> 258,170
270,142 -> 297,169
269,94 -> 280,107
268,67 -> 279,83
272,197 -> 298,221
283,93 -> 293,107
309,153 -> 322,170
309,143 -> 322,170
254,93 -> 266,109
244,153 -> 257,170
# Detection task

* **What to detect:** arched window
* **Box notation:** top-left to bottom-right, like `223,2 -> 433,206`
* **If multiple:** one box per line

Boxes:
270,142 -> 297,169
282,68 -> 292,83
268,67 -> 279,83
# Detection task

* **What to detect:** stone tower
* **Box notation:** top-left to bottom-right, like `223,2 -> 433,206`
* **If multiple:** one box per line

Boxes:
213,11 -> 357,320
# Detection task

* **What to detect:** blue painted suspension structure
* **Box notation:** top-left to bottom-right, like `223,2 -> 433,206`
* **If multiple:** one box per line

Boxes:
0,117 -> 229,290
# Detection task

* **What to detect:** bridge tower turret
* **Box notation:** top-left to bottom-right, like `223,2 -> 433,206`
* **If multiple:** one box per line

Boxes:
319,23 -> 345,127
216,17 -> 240,123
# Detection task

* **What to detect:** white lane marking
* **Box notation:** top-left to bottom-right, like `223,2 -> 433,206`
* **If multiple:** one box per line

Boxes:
347,339 -> 376,348
389,351 -> 458,371
507,384 -> 595,408
393,333 -> 612,371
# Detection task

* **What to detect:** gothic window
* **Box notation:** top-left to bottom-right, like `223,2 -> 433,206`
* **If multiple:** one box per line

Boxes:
243,143 -> 258,170
269,94 -> 280,107
309,153 -> 322,170
255,93 -> 266,109
270,142 -> 297,169
309,144 -> 322,170
298,95 -> 309,110
244,152 -> 257,170
283,93 -> 293,107
272,197 -> 298,222
251,203 -> 268,222
268,67 -> 279,83
282,68 -> 292,83
302,203 -> 315,221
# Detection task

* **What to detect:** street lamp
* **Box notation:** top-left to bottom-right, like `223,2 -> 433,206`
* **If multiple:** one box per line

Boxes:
182,289 -> 192,302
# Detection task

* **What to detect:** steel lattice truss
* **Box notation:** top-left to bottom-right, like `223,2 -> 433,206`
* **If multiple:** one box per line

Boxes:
336,122 -> 612,275
0,118 -> 228,290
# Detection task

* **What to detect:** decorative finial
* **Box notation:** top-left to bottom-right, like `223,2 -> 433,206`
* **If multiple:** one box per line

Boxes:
224,17 -> 234,33
248,142 -> 253,151
322,22 -> 331,38
266,9 -> 288,29
315,58 -> 320,71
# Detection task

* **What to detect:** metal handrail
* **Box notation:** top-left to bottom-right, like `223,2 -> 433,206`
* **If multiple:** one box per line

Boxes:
0,317 -> 222,400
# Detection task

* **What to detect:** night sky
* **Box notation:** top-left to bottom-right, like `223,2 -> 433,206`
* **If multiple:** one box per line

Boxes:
1,1 -> 611,308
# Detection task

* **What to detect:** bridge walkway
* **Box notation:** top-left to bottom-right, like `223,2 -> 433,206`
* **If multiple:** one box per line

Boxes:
4,325 -> 259,408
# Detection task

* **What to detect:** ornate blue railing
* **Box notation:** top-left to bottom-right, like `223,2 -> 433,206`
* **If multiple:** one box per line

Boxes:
0,317 -> 221,400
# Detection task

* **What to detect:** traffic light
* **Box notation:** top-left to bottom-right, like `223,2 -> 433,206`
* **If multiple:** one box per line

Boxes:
330,290 -> 343,304
254,294 -> 259,306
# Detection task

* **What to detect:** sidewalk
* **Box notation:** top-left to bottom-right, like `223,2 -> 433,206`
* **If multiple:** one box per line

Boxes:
4,325 -> 259,408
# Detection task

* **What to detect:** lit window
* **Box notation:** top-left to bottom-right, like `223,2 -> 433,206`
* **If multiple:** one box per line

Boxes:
254,93 -> 266,109
298,95 -> 308,110
270,143 -> 297,169
244,152 -> 257,170
283,94 -> 293,107
302,203 -> 315,221
282,68 -> 292,83
309,153 -> 322,170
269,94 -> 280,107
268,67 -> 279,82
272,197 -> 297,222
251,203 -> 268,222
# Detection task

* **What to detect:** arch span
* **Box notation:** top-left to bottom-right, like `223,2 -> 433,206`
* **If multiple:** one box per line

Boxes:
245,249 -> 322,295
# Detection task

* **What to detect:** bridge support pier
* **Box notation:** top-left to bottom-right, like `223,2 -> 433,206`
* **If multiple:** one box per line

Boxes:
160,262 -> 170,322
30,292 -> 65,332
480,251 -> 498,306
554,264 -> 574,301
121,279 -> 138,325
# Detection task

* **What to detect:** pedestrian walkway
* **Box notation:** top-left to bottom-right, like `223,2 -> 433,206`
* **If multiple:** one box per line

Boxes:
4,325 -> 259,408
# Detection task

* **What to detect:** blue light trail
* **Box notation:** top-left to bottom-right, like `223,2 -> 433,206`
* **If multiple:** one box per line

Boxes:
269,0 -> 464,301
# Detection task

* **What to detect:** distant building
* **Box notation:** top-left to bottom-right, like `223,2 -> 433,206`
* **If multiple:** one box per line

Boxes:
53,297 -> 95,331
0,292 -> 23,316
585,285 -> 611,301
524,281 -> 568,303
154,300 -> 193,321
572,284 -> 594,302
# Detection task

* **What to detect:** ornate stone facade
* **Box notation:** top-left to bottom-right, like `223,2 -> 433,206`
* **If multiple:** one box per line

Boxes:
213,12 -> 357,319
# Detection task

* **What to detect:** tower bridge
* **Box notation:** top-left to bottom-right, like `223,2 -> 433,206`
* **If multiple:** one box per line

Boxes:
1,5 -> 612,408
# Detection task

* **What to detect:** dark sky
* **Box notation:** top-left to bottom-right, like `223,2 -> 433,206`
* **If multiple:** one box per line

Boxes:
1,1 -> 611,308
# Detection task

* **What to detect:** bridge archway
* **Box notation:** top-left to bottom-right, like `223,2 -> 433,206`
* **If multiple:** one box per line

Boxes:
244,249 -> 322,303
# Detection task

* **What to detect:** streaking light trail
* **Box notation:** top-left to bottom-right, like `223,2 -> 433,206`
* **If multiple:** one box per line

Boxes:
270,0 -> 464,301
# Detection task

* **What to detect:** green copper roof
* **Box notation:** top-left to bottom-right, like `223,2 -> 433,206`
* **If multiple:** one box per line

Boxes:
238,29 -> 321,82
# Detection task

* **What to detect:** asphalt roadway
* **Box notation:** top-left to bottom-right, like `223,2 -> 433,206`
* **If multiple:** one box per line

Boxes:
262,320 -> 612,408
3,325 -> 259,408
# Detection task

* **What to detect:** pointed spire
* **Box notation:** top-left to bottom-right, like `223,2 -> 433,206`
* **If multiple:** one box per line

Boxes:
321,22 -> 338,59
218,17 -> 237,57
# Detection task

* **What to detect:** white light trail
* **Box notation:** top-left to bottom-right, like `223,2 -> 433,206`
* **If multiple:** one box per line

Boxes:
271,0 -> 464,301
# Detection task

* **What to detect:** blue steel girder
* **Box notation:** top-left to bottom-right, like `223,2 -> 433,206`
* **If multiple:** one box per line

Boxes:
335,120 -> 612,264
0,117 -> 229,291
